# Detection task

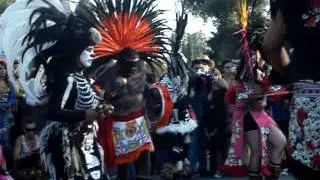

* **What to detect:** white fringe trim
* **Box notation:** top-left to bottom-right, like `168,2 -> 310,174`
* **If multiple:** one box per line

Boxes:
156,118 -> 198,135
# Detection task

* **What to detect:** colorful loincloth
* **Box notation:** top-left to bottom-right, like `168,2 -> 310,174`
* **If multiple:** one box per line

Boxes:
98,110 -> 153,167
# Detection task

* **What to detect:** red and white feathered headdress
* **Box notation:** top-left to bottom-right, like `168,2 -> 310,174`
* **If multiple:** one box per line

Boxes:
81,0 -> 169,63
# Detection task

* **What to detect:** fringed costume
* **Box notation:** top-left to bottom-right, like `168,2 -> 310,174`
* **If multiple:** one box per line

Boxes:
0,0 -> 109,179
149,10 -> 197,179
155,74 -> 197,179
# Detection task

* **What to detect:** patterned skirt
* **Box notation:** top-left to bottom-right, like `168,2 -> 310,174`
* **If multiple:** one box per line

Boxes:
289,81 -> 320,170
40,121 -> 107,180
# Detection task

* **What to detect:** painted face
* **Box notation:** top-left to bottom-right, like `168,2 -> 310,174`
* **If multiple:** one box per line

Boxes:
0,64 -> 7,78
79,46 -> 94,68
118,57 -> 140,76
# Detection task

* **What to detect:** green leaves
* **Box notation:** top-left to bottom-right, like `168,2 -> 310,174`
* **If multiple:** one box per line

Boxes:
183,0 -> 268,62
0,0 -> 14,14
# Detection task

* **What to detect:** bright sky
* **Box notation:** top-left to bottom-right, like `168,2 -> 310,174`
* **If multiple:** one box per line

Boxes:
157,0 -> 216,37
70,0 -> 215,37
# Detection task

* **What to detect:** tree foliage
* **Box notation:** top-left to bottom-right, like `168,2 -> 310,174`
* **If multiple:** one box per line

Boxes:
0,0 -> 14,14
184,0 -> 268,63
181,31 -> 211,63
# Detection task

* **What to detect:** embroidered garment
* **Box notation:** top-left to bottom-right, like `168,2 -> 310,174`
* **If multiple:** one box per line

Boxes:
223,83 -> 276,176
98,110 -> 153,167
223,83 -> 249,176
41,121 -> 105,180
289,81 -> 320,170
40,74 -> 106,179
113,116 -> 153,157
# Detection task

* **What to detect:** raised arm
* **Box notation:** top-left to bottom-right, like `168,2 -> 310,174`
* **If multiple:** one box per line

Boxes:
263,4 -> 290,72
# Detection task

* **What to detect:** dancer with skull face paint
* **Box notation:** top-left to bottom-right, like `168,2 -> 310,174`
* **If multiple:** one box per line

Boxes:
0,0 -> 112,179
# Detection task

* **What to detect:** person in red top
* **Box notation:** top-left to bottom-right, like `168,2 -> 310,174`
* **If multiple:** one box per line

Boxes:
223,30 -> 287,179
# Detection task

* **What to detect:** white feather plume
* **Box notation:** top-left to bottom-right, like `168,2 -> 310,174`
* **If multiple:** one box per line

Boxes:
0,0 -> 69,103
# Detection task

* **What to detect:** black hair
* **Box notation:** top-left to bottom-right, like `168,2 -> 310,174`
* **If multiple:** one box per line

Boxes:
222,59 -> 234,68
280,1 -> 312,45
117,48 -> 139,61
22,0 -> 101,94
22,116 -> 36,126
45,53 -> 81,94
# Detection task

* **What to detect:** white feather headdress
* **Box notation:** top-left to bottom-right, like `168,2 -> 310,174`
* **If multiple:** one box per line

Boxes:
0,0 -> 70,103
0,0 -> 98,103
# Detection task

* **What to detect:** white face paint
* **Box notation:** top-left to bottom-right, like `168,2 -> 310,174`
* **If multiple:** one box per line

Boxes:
80,46 -> 94,68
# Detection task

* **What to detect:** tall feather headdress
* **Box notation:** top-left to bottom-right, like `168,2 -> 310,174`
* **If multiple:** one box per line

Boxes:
0,0 -> 101,103
166,6 -> 190,100
80,0 -> 170,74
235,0 -> 253,80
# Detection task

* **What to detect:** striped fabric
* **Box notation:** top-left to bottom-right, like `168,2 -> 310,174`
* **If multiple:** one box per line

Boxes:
72,73 -> 101,110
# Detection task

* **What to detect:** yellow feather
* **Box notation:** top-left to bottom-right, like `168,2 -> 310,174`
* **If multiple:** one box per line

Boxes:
238,0 -> 248,29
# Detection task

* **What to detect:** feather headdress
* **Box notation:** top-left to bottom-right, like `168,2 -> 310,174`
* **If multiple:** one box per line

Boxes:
165,6 -> 190,101
94,0 -> 168,58
79,0 -> 170,74
235,0 -> 253,80
0,0 -> 101,103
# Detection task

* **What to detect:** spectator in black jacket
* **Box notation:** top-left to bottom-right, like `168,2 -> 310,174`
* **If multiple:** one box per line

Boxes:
204,68 -> 229,178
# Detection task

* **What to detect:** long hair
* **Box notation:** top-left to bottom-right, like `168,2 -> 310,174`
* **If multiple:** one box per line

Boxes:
0,61 -> 9,85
